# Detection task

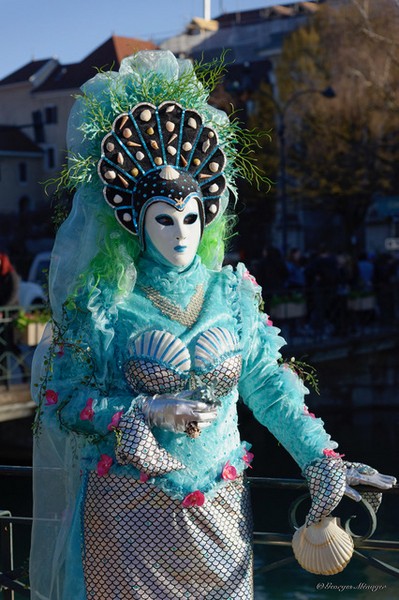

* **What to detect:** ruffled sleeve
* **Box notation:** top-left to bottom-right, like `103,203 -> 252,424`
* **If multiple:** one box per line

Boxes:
235,264 -> 338,471
33,308 -> 184,477
33,311 -> 135,440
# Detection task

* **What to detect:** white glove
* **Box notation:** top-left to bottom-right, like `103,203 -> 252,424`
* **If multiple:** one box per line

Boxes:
141,386 -> 219,434
344,461 -> 397,510
304,458 -> 397,526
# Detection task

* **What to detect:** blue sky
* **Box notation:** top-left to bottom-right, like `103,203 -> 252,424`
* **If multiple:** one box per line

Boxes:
0,0 -> 294,79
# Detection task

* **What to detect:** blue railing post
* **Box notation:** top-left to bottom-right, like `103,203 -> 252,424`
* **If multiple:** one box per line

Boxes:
0,510 -> 13,600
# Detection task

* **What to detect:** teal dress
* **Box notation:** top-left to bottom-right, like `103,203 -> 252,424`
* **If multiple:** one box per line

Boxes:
30,255 -> 337,600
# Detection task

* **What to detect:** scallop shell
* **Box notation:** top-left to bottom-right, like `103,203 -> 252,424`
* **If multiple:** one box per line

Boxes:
159,165 -> 180,181
194,327 -> 238,367
292,517 -> 354,576
130,330 -> 191,372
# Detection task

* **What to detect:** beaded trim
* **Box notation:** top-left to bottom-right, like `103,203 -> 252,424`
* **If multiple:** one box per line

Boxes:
139,283 -> 205,327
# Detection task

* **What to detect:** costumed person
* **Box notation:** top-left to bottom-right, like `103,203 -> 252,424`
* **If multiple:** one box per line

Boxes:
0,253 -> 19,310
29,51 -> 396,600
0,253 -> 27,384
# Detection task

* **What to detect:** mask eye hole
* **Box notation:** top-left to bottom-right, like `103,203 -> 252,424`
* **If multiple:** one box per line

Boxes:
155,214 -> 174,226
184,213 -> 198,225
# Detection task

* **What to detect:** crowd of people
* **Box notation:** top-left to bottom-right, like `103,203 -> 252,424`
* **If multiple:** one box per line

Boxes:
251,245 -> 399,337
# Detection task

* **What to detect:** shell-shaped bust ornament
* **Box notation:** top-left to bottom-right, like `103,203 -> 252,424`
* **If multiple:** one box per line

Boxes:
292,517 -> 354,575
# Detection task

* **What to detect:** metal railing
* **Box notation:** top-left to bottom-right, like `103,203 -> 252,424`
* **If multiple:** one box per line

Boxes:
0,466 -> 398,598
0,305 -> 47,390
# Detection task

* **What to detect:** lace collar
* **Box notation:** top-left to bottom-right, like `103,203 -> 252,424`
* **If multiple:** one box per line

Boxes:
136,254 -> 209,301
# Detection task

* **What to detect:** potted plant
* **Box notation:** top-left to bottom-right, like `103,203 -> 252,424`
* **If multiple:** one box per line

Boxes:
347,289 -> 376,311
15,309 -> 50,346
270,292 -> 307,320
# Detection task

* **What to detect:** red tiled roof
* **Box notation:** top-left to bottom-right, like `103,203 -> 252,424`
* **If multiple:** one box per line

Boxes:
112,35 -> 158,64
33,36 -> 158,92
0,36 -> 158,92
0,126 -> 43,154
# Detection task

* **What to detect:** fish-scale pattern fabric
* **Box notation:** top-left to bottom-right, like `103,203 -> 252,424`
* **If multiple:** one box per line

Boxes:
83,473 -> 253,599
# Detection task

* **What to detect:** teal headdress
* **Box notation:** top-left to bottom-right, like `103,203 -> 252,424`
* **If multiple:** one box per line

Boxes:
49,51 -> 268,325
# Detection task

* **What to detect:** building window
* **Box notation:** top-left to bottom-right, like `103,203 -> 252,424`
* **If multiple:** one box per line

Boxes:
45,105 -> 58,124
32,110 -> 44,143
45,146 -> 57,170
18,162 -> 27,183
19,195 -> 31,213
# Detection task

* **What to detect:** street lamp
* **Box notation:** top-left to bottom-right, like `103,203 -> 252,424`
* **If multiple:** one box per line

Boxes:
272,86 -> 336,256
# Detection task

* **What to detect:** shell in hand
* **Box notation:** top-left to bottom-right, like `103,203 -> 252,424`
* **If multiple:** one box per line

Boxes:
292,516 -> 354,575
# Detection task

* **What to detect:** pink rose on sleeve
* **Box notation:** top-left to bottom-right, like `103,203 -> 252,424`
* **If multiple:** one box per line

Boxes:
243,270 -> 259,287
303,405 -> 316,419
221,461 -> 237,481
96,454 -> 113,477
243,449 -> 254,469
323,449 -> 345,459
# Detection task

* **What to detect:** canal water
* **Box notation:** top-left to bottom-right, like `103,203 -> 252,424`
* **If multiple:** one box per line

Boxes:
0,345 -> 398,599
242,343 -> 399,599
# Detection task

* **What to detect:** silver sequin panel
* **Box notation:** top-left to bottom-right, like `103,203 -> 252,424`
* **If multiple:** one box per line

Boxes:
83,473 -> 253,599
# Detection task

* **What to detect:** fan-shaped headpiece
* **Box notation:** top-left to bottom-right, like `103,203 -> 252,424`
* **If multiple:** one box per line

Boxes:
98,101 -> 227,239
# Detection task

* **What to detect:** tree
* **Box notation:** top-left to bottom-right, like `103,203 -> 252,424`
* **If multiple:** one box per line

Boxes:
251,0 -> 399,251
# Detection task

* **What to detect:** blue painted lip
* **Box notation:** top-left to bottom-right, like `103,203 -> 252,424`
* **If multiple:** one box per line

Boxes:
174,245 -> 187,252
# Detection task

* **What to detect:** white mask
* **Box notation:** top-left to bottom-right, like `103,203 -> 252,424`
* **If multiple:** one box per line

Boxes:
144,196 -> 202,268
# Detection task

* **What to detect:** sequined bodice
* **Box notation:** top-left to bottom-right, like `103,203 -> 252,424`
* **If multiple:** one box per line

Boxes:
124,328 -> 242,397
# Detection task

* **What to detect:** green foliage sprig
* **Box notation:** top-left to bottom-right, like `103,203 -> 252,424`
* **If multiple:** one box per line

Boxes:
46,53 -> 270,196
194,50 -> 231,93
220,115 -> 273,190
45,152 -> 99,197
279,356 -> 320,395
33,301 -> 105,442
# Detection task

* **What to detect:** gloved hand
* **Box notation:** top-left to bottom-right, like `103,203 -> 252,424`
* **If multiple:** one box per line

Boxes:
141,386 -> 220,435
304,457 -> 397,526
344,461 -> 397,512
304,456 -> 347,526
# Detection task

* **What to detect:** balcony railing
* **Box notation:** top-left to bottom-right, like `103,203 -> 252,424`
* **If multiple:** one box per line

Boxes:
0,466 -> 398,598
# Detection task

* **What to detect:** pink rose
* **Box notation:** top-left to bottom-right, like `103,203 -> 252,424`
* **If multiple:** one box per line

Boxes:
107,410 -> 123,431
45,389 -> 58,406
139,472 -> 150,483
96,454 -> 113,477
80,398 -> 94,421
303,405 -> 316,419
323,449 -> 345,459
243,449 -> 254,469
243,270 -> 259,287
182,490 -> 205,508
222,460 -> 237,481
266,317 -> 273,326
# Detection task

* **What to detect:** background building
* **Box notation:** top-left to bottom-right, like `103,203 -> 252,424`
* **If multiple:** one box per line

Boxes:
0,36 -> 157,272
